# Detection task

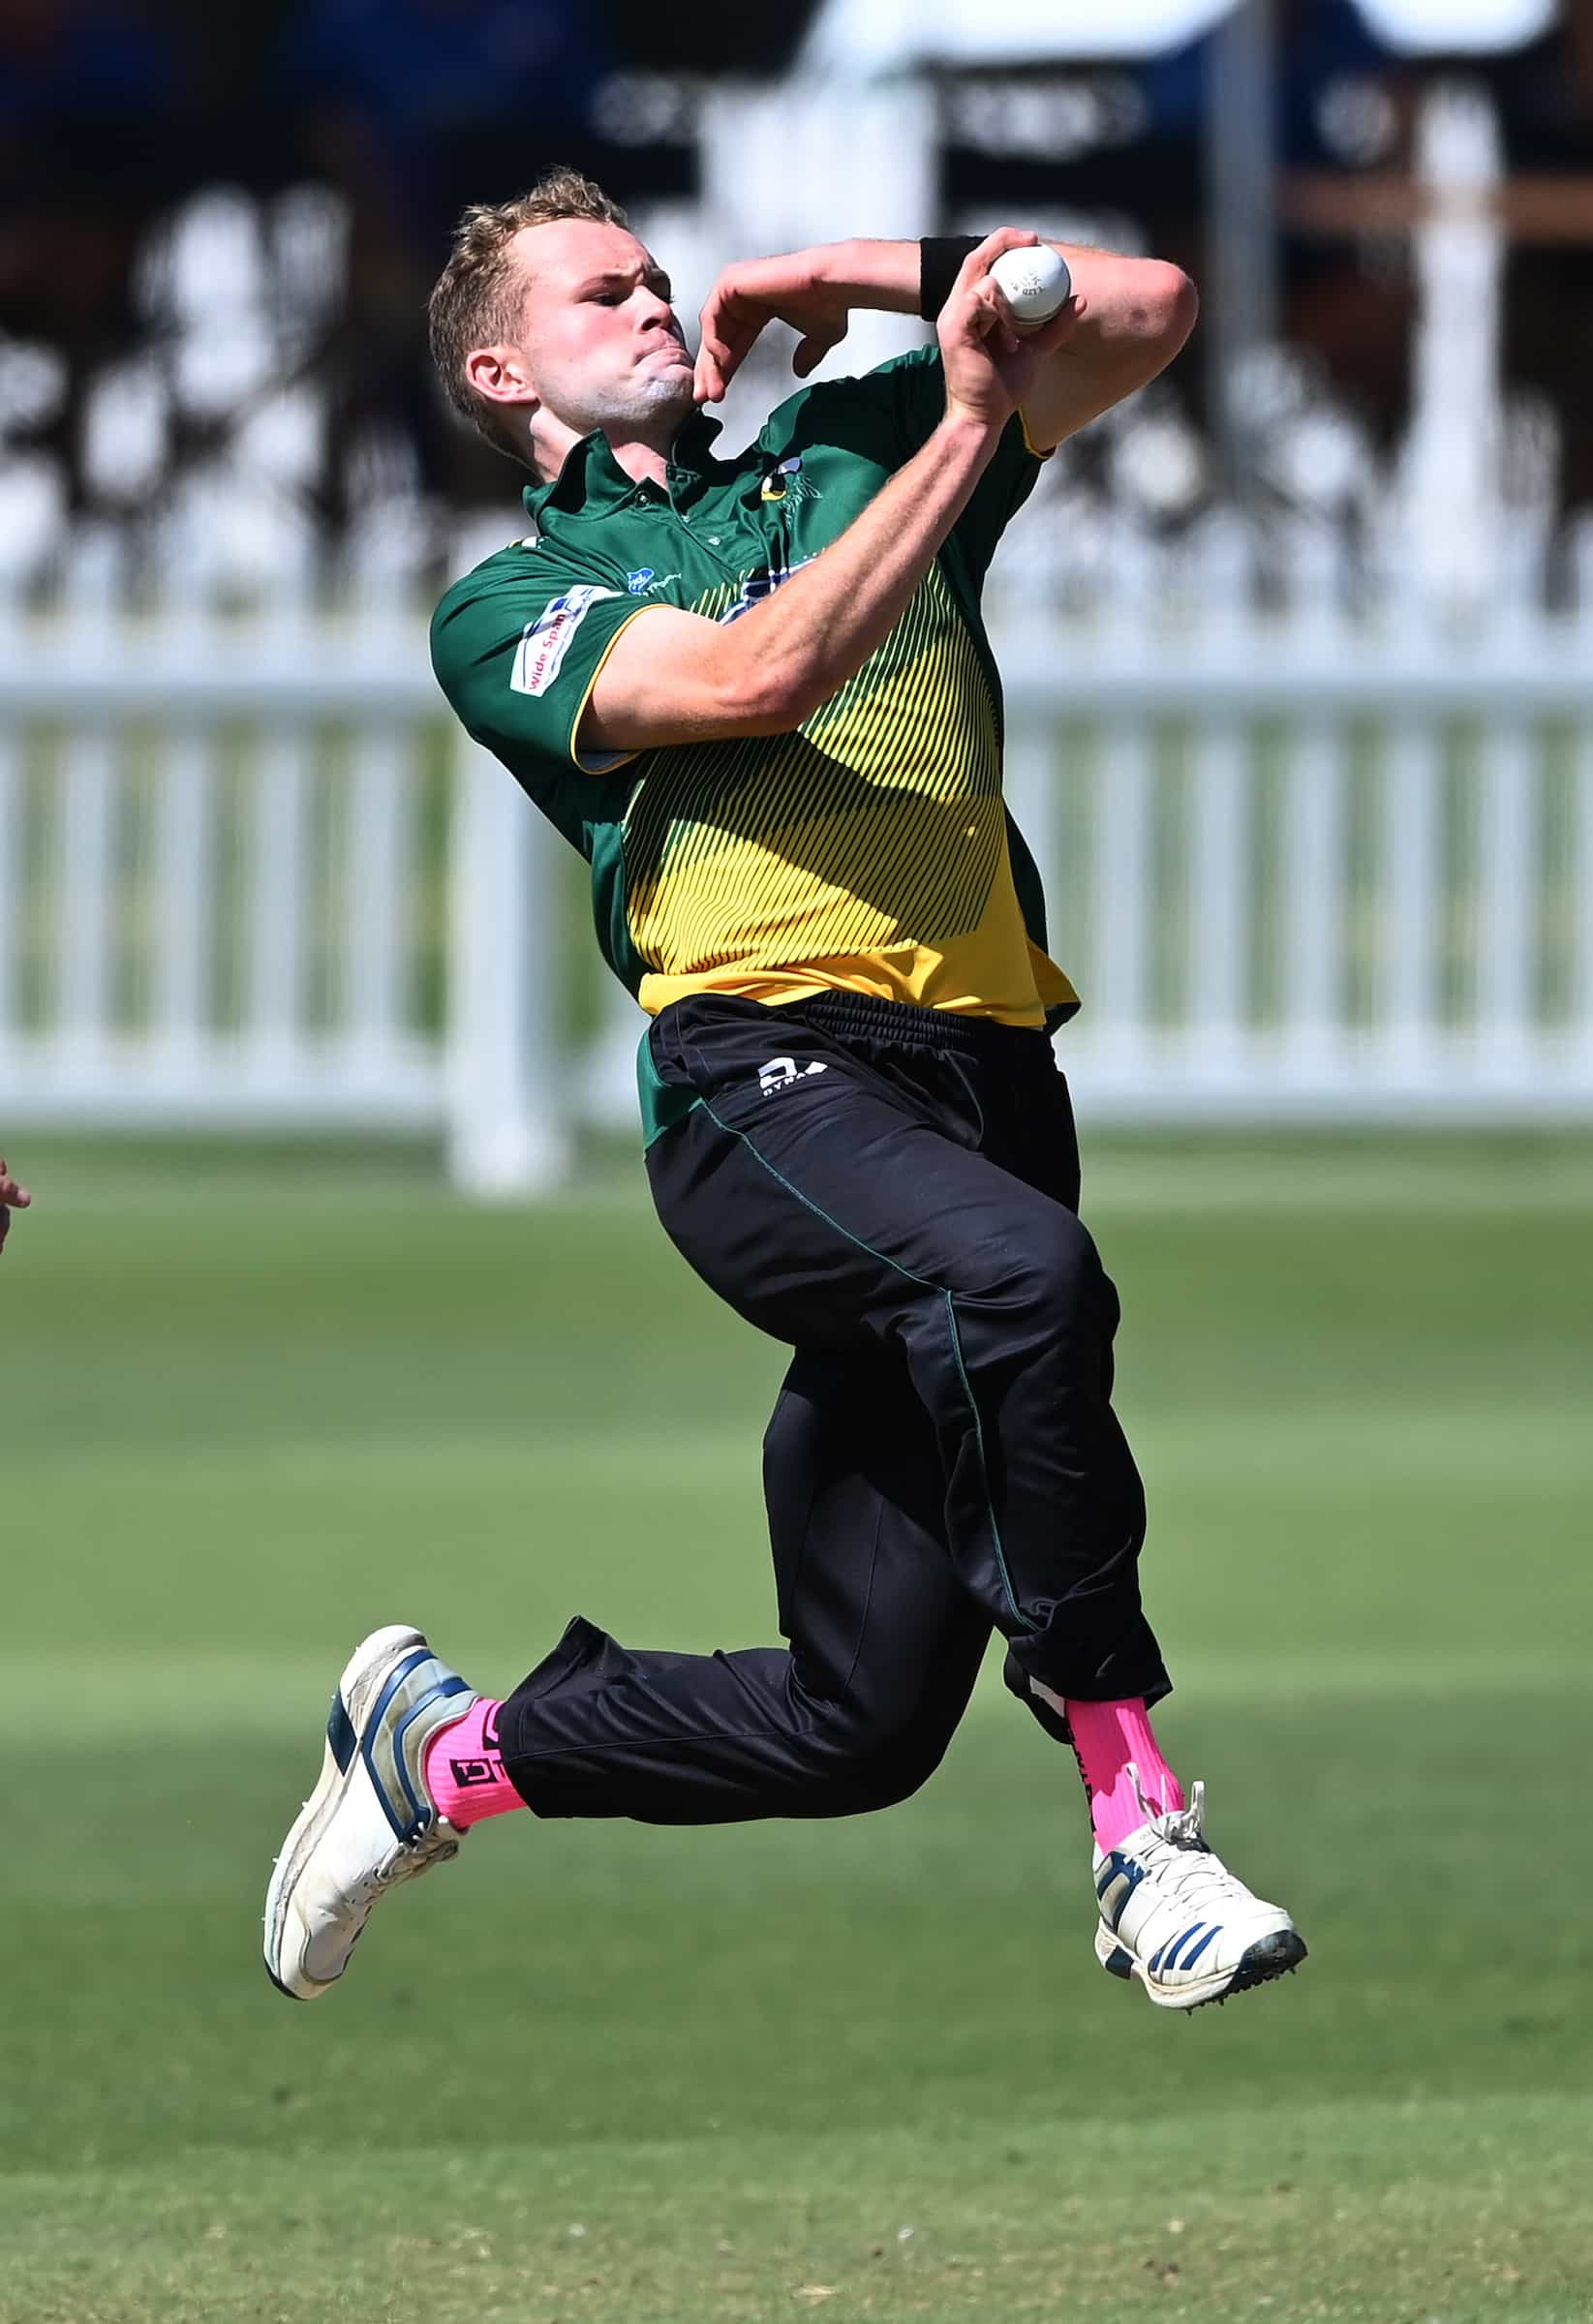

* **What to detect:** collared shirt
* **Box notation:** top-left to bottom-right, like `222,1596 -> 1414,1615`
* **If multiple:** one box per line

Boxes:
430,346 -> 1078,1088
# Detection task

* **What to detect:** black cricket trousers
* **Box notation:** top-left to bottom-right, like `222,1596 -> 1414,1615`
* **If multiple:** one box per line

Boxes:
496,990 -> 1171,1824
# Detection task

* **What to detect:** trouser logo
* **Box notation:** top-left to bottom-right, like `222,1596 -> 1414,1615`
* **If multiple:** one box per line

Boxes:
758,1056 -> 829,1095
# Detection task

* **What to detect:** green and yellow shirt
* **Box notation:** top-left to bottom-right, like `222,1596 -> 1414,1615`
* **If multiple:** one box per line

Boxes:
431,346 -> 1077,1081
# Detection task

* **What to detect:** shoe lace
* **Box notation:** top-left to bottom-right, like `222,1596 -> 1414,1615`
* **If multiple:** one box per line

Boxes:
1151,1778 -> 1207,1851
1131,1780 -> 1256,1911
357,1820 -> 460,1905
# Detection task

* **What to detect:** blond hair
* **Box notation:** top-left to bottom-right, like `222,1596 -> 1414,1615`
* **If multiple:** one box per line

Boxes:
427,168 -> 629,462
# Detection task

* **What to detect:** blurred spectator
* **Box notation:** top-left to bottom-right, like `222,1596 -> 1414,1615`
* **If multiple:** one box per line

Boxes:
1135,0 -> 1418,453
0,0 -> 193,509
282,0 -> 611,239
280,0 -> 614,504
1489,12 -> 1593,511
0,0 -> 189,208
939,2 -> 1418,473
8,0 -> 1593,547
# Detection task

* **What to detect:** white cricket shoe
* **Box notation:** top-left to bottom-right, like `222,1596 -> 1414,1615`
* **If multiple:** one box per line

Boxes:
1092,1774 -> 1306,2011
264,1625 -> 476,2001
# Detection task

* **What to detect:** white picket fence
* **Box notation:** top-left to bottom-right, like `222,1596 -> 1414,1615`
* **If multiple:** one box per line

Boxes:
2,577 -> 1592,1192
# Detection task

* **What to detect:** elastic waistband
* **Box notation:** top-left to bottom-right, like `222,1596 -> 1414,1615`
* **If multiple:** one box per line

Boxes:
781,990 -> 1051,1057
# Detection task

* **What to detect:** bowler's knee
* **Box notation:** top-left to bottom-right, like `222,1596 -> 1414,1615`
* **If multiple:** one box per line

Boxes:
1005,1206 -> 1108,1338
801,1706 -> 956,1814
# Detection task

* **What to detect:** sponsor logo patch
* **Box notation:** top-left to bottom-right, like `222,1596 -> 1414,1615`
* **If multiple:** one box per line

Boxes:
510,584 -> 619,697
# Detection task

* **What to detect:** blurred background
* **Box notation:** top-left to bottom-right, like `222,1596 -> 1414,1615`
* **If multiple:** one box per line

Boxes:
1,0 -> 1592,1172
3,11 -> 1591,2323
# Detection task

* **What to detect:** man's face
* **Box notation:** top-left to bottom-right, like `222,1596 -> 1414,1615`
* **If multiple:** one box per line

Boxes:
505,218 -> 694,443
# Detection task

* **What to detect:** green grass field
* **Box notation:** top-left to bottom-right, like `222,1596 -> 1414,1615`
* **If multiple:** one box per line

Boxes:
2,1132 -> 1590,2323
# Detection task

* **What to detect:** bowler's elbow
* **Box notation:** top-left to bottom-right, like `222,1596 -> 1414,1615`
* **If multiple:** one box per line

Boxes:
1141,263 -> 1200,357
721,650 -> 824,738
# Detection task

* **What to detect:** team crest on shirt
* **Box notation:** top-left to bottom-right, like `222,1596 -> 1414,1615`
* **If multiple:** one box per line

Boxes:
760,455 -> 820,506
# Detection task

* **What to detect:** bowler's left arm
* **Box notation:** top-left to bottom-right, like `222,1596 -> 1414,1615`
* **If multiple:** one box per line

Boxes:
693,234 -> 1197,450
1005,242 -> 1197,451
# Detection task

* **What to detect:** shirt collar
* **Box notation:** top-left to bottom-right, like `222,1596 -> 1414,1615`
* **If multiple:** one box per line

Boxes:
522,409 -> 725,526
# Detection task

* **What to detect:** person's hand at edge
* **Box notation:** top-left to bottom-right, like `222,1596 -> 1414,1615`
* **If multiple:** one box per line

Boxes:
0,1156 -> 31,1259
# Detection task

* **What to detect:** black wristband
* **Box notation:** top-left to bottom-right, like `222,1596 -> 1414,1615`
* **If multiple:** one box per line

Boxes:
919,235 -> 981,322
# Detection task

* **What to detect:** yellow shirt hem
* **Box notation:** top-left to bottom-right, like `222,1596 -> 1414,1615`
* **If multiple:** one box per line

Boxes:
637,943 -> 1078,1027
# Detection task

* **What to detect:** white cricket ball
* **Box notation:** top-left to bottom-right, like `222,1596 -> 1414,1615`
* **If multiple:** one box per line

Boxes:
990,246 -> 1071,329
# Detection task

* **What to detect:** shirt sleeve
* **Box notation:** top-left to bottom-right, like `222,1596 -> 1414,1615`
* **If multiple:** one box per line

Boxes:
430,558 -> 664,786
759,343 -> 1050,594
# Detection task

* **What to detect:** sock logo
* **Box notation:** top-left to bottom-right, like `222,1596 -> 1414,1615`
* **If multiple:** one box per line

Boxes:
449,1753 -> 505,1789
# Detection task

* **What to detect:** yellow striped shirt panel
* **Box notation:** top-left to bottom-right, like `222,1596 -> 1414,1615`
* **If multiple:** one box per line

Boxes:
623,565 -> 1071,1022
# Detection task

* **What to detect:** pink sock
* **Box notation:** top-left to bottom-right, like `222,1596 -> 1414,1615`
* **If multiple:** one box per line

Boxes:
421,1699 -> 524,1830
1060,1695 -> 1185,1852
